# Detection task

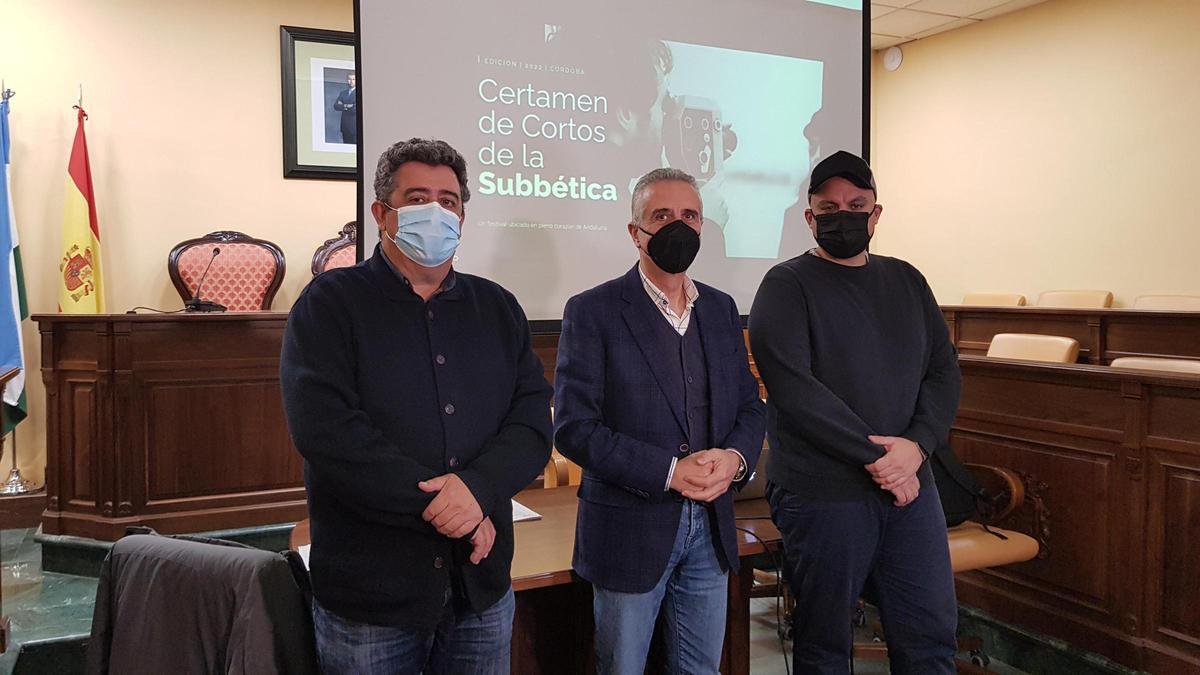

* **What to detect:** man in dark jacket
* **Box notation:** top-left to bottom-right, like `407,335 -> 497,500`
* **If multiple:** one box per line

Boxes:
554,168 -> 765,674
333,73 -> 356,143
749,151 -> 962,674
281,138 -> 552,674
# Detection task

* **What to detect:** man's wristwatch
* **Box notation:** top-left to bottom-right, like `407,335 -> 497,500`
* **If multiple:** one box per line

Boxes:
731,451 -> 748,482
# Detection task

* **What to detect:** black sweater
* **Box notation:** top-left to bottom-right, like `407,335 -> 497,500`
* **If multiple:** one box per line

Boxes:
748,252 -> 961,501
280,248 -> 552,628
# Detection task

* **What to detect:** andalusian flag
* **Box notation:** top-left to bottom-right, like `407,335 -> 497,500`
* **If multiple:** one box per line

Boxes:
58,107 -> 104,313
1,97 -> 29,433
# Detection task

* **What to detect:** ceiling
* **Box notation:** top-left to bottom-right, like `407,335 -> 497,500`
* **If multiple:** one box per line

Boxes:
871,0 -> 1050,50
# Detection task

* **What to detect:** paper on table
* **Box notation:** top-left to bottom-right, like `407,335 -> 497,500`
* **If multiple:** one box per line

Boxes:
298,544 -> 311,568
512,498 -> 541,522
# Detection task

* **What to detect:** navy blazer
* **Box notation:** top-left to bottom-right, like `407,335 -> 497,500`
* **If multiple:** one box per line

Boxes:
553,264 -> 766,593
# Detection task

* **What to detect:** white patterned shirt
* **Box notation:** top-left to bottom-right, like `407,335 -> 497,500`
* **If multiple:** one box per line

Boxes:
638,264 -> 699,336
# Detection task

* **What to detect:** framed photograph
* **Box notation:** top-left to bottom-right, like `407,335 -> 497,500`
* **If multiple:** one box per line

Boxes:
280,25 -> 357,179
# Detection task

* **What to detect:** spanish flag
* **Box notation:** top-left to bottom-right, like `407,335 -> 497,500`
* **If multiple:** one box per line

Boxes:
58,107 -> 104,313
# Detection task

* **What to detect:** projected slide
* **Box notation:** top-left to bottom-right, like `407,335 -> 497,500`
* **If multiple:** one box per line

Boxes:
359,1 -> 865,319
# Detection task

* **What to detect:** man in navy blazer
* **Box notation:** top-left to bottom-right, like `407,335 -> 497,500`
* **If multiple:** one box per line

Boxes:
554,167 -> 765,674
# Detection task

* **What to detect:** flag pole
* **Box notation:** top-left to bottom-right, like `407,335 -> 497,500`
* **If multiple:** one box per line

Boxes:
0,426 -> 37,495
0,95 -> 36,494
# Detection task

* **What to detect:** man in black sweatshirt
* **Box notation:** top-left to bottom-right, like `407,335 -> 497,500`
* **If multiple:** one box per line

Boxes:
280,138 -> 552,674
749,151 -> 961,674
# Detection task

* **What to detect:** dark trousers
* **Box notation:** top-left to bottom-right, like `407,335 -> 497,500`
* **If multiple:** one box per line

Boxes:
767,481 -> 957,675
340,115 -> 357,144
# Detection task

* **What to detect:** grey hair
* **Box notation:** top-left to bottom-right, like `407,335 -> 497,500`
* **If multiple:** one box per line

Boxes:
630,167 -> 698,222
373,138 -> 471,204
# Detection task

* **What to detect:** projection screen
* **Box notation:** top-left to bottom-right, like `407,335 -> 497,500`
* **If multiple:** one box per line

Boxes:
355,0 -> 868,322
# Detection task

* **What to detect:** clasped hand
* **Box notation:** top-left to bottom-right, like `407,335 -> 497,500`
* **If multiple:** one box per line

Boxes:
864,436 -> 924,507
669,449 -> 742,502
419,474 -> 493,564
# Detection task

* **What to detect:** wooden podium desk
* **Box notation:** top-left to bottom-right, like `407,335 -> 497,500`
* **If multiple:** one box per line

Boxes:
941,306 -> 1200,364
35,312 -> 305,540
291,487 -> 782,675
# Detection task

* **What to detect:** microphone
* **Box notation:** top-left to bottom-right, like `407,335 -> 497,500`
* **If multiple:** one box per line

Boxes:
185,247 -> 227,312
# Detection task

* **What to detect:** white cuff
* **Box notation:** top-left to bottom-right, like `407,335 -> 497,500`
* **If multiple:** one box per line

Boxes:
665,456 -> 679,491
728,449 -> 748,482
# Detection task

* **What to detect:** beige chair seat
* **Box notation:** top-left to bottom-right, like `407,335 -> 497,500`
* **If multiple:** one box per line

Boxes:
948,522 -> 1039,573
1110,357 -> 1200,375
1132,294 -> 1200,311
1037,289 -> 1113,308
962,292 -> 1026,306
986,333 -> 1080,363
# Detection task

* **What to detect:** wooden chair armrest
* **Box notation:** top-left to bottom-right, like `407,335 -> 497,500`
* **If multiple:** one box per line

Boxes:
964,463 -> 1025,523
544,451 -> 569,489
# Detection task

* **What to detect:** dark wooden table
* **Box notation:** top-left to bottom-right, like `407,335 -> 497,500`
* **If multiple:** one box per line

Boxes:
291,487 -> 782,674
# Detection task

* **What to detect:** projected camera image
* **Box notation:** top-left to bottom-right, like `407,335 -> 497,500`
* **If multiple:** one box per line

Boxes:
662,41 -> 823,260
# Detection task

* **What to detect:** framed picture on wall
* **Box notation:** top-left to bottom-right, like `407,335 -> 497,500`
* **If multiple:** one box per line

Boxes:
280,25 -> 356,180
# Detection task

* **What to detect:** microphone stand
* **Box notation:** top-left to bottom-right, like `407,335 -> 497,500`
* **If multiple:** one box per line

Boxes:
185,247 -> 228,312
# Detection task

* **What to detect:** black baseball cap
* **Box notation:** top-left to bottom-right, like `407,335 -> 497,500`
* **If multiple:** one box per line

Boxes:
807,150 -> 876,195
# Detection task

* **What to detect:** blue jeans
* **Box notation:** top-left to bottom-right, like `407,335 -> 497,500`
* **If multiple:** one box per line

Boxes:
312,586 -> 515,675
768,482 -> 957,675
592,501 -> 728,675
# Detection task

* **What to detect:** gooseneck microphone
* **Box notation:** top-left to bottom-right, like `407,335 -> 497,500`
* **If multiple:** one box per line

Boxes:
185,247 -> 228,312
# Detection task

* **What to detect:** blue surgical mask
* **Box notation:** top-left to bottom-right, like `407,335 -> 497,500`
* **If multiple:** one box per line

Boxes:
381,202 -> 461,267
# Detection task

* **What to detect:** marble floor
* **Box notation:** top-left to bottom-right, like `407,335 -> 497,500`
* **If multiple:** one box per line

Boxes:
0,528 -> 96,674
747,596 -> 1028,674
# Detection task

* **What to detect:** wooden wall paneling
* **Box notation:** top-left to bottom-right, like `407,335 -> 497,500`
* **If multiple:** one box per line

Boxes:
943,308 -> 1094,361
68,379 -> 96,508
127,318 -> 306,536
1144,386 -> 1200,452
1142,382 -> 1200,672
94,321 -> 116,523
41,320 -> 111,535
39,322 -> 61,525
112,320 -> 133,521
1117,381 -> 1148,643
532,334 -> 558,386
0,493 -> 47,530
956,370 -> 1125,442
1143,452 -> 1200,673
953,357 -> 1200,672
1088,315 -> 1105,365
1105,316 -> 1200,363
36,314 -> 308,540
952,358 -> 1141,666
941,307 -> 1200,366
954,432 -> 1122,620
142,377 -> 297,499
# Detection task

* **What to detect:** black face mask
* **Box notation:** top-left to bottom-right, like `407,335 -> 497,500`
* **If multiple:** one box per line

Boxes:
813,210 -> 872,259
640,219 -> 700,274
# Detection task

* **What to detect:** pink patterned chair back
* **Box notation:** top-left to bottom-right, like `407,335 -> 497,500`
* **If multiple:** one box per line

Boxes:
311,222 -> 359,276
168,232 -> 286,311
